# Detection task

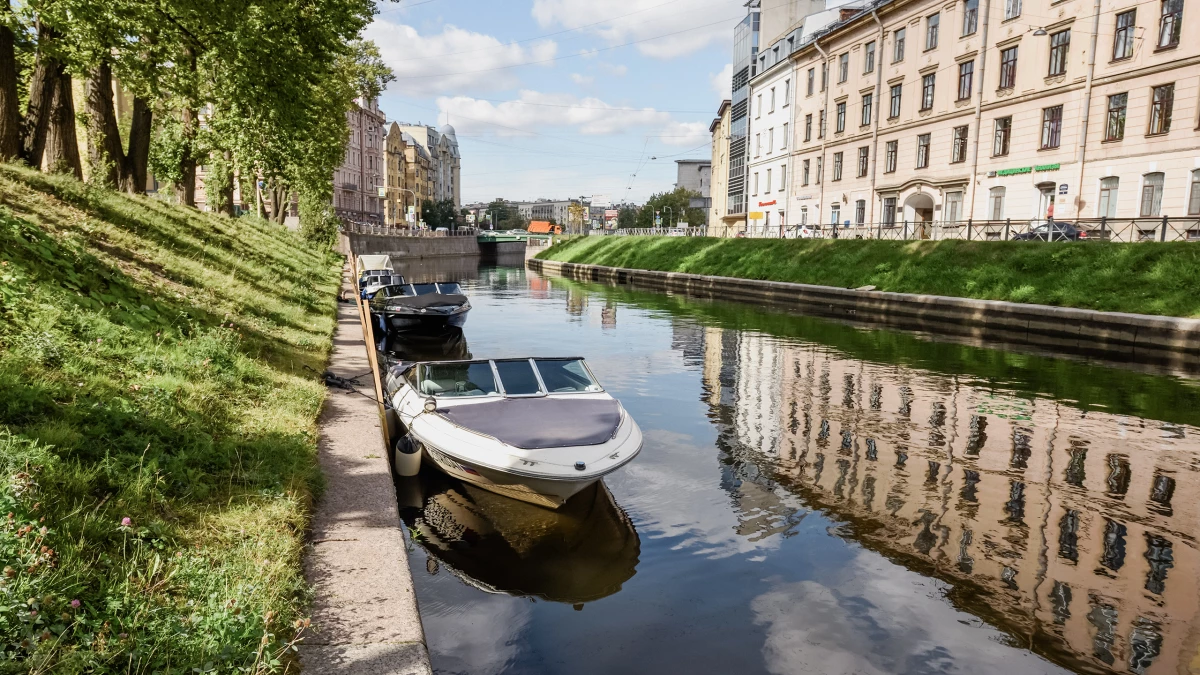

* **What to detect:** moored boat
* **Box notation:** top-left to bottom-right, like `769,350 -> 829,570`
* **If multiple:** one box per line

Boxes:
384,357 -> 642,508
369,281 -> 470,331
355,255 -> 404,299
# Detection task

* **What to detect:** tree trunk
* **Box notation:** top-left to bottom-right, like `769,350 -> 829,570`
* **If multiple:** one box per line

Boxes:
0,0 -> 21,160
177,150 -> 196,206
19,23 -> 62,168
121,95 -> 152,193
174,47 -> 197,206
43,71 -> 81,179
217,150 -> 234,216
84,61 -> 123,186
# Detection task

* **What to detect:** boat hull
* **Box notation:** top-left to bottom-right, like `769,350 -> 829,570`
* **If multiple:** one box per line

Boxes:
416,438 -> 620,509
381,308 -> 469,331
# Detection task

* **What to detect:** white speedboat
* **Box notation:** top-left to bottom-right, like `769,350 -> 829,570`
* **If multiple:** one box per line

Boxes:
355,255 -> 404,299
384,358 -> 642,509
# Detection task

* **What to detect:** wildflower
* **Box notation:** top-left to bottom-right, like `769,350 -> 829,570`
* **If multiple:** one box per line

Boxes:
29,610 -> 37,617
2,567 -> 11,578
70,599 -> 80,608
61,612 -> 70,622
39,630 -> 50,642
96,338 -> 102,344
120,517 -> 132,527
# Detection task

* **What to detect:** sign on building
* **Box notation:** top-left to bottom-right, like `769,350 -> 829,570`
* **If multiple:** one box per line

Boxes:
377,186 -> 386,197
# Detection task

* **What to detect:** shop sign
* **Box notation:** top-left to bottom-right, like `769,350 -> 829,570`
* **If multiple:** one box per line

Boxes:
996,163 -> 1061,177
748,211 -> 765,219
1058,183 -> 1069,195
758,200 -> 777,207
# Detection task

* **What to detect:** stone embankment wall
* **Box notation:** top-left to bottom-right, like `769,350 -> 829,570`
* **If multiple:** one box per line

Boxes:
345,233 -> 481,258
528,258 -> 1200,373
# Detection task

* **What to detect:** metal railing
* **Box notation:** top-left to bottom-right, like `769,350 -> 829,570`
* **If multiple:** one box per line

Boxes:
589,227 -> 708,237
697,217 -> 1200,242
339,223 -> 480,237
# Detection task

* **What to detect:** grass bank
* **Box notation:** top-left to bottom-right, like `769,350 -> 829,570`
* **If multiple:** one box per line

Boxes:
537,236 -> 1200,318
0,164 -> 340,672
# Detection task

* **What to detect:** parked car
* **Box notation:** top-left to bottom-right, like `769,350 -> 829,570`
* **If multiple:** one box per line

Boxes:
1012,221 -> 1087,241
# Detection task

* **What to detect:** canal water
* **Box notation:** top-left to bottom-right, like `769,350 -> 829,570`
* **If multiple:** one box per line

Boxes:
388,257 -> 1200,675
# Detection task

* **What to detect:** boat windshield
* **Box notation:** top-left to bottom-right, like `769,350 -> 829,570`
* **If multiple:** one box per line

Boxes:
435,282 -> 463,294
535,358 -> 602,393
494,360 -> 542,396
420,362 -> 498,397
410,284 -> 439,296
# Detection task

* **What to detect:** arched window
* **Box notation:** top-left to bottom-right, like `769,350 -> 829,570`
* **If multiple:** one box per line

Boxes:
989,186 -> 1006,220
1189,170 -> 1200,215
1140,173 -> 1165,217
1098,177 -> 1119,218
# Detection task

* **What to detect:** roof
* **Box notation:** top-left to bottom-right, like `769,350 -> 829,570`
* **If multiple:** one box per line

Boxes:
675,159 -> 711,166
528,221 -> 555,233
709,100 -> 732,133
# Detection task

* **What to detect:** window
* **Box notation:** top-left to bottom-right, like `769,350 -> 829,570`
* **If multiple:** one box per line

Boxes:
807,68 -> 815,96
921,74 -> 936,110
916,133 -> 931,168
989,187 -> 1006,219
883,197 -> 898,226
963,0 -> 978,36
1113,10 -> 1135,60
839,53 -> 849,82
766,168 -> 773,192
855,200 -> 866,225
1148,84 -> 1174,134
1158,0 -> 1182,49
894,28 -> 906,62
815,157 -> 821,184
1105,93 -> 1127,140
819,109 -> 826,138
1140,173 -> 1164,216
952,125 -> 969,162
783,80 -> 791,105
1041,105 -> 1063,148
755,133 -> 761,156
858,147 -> 869,177
994,116 -> 1012,155
800,207 -> 808,225
753,172 -> 759,195
833,152 -> 844,180
770,88 -> 776,112
781,123 -> 788,149
1098,177 -> 1119,218
768,128 -> 775,153
999,47 -> 1018,89
831,203 -> 841,225
805,114 -> 813,141
821,63 -> 828,91
865,41 -> 876,73
945,192 -> 964,222
1004,0 -> 1021,20
958,61 -> 974,100
862,93 -> 873,126
780,164 -> 787,190
885,140 -> 898,172
889,84 -> 902,118
802,161 -> 809,186
926,14 -> 940,50
756,94 -> 762,117
1188,170 -> 1200,215
1049,30 -> 1070,76
836,102 -> 846,132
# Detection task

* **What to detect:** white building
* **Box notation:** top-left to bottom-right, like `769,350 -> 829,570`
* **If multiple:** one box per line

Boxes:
746,53 -> 796,236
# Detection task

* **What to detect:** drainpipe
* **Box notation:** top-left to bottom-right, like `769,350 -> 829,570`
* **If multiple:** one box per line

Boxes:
815,39 -> 830,228
1073,0 -> 1102,218
866,9 -> 886,227
966,0 -> 993,221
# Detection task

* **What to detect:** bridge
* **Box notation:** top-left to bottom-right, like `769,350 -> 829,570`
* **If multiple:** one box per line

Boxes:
338,225 -> 552,259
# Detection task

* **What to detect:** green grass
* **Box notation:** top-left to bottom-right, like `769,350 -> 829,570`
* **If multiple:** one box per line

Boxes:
0,164 -> 341,673
538,235 -> 1200,317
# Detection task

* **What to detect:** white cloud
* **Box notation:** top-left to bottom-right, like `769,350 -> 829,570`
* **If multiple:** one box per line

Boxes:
711,63 -> 733,101
658,120 -> 710,147
364,20 -> 557,96
598,62 -> 629,77
531,0 -> 741,59
570,73 -> 595,86
436,90 -> 691,138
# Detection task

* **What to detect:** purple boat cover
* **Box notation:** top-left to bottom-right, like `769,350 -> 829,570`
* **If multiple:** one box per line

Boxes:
438,397 -> 620,450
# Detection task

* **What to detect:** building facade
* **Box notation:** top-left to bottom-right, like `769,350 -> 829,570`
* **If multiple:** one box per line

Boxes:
515,199 -> 580,224
785,0 -> 1200,234
674,159 -> 712,200
333,97 -> 387,224
747,49 -> 797,235
709,100 -> 732,231
726,2 -> 761,229
394,123 -> 462,210
383,122 -> 410,227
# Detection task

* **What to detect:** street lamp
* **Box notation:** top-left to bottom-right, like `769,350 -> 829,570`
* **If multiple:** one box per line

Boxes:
663,206 -> 674,228
390,186 -> 417,228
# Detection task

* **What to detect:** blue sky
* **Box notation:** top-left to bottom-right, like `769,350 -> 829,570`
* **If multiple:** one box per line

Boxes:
366,0 -> 745,205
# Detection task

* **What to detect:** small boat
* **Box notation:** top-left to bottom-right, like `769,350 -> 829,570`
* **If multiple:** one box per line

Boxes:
355,255 -> 405,299
369,281 -> 470,331
384,357 -> 642,508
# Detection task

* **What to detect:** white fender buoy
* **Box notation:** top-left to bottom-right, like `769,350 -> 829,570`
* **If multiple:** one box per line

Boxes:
393,436 -> 422,477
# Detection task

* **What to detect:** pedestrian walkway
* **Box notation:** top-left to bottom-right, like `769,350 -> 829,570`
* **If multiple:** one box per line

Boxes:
299,266 -> 431,675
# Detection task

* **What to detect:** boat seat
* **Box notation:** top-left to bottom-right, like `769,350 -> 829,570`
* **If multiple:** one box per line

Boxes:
422,379 -> 485,396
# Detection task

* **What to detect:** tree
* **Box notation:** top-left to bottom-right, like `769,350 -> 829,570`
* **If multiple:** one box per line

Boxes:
635,187 -> 706,228
616,205 -> 638,229
484,199 -> 526,230
420,199 -> 459,230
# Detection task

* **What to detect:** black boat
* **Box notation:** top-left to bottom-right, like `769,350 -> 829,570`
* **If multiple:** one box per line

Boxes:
369,281 -> 470,332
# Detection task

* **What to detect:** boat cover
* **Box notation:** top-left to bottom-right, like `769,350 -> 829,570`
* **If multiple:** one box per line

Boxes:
439,398 -> 620,450
384,294 -> 468,310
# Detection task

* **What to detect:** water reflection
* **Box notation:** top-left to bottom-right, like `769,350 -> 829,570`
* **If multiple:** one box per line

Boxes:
397,473 -> 640,604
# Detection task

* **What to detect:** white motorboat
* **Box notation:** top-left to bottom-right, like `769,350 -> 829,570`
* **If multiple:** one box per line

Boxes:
355,255 -> 404,299
384,358 -> 642,509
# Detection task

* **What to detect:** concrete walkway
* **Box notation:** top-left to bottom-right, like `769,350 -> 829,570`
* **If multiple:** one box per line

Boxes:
299,267 -> 431,674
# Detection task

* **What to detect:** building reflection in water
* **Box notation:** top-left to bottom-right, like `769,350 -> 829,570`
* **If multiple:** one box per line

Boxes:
680,318 -> 1198,675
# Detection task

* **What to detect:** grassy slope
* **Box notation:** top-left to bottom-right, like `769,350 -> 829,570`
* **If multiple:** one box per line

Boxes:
0,164 -> 340,673
539,236 -> 1200,318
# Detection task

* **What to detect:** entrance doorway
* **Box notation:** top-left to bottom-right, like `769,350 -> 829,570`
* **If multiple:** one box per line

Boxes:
1036,182 -> 1056,224
903,192 -> 936,239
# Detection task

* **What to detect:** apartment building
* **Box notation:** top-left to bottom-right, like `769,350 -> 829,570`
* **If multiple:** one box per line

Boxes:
787,0 -> 1199,232
515,199 -> 580,224
333,97 -> 387,224
674,159 -> 712,200
709,100 -> 732,231
747,48 -> 797,235
725,2 -> 761,229
393,123 -> 462,210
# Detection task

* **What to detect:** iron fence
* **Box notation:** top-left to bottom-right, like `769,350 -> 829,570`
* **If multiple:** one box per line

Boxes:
696,216 -> 1200,242
339,223 -> 480,237
588,227 -> 709,237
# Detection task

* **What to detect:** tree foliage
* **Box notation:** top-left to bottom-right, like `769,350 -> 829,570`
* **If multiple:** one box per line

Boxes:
421,198 -> 461,230
484,199 -> 528,230
635,187 -> 706,228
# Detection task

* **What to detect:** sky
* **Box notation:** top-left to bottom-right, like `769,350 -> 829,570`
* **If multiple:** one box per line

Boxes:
366,0 -> 745,205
